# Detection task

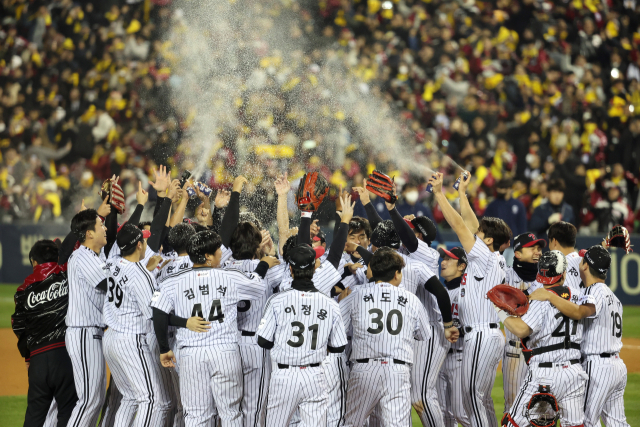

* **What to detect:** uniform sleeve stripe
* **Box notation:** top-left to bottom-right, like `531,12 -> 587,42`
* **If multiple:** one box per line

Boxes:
134,263 -> 156,294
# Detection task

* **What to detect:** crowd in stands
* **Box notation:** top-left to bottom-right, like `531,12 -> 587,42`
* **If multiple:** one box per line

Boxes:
0,0 -> 639,237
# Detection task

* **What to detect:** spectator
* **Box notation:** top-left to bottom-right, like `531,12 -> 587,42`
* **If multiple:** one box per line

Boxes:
483,179 -> 527,241
592,186 -> 634,232
529,179 -> 575,237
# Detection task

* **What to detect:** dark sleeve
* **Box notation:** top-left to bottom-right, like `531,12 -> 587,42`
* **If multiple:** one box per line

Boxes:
210,206 -> 224,233
167,313 -> 188,328
220,192 -> 240,247
153,197 -> 165,218
160,226 -> 171,249
127,204 -> 144,227
148,199 -> 171,253
332,212 -> 341,239
330,283 -> 346,298
326,223 -> 348,269
254,261 -> 269,279
355,246 -> 373,265
58,230 -> 77,265
103,210 -> 118,257
96,278 -> 108,292
389,207 -> 418,253
327,344 -> 346,353
298,216 -> 312,245
152,307 -> 172,354
257,335 -> 275,349
364,202 -> 383,231
424,275 -> 452,323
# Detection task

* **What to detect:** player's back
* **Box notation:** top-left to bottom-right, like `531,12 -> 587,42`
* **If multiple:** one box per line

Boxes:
260,289 -> 345,366
280,260 -> 341,296
564,252 -> 583,301
399,252 -> 442,322
580,282 -> 623,356
66,246 -> 107,328
103,258 -> 156,334
408,239 -> 440,273
521,286 -> 583,364
341,282 -> 430,363
159,267 -> 265,348
157,255 -> 193,284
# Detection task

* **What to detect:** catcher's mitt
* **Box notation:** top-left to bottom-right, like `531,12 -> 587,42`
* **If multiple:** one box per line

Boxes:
366,170 -> 397,204
487,284 -> 529,317
295,172 -> 329,212
606,225 -> 632,254
100,179 -> 125,215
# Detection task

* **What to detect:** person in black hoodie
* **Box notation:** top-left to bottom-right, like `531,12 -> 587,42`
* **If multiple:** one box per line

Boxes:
12,240 -> 78,427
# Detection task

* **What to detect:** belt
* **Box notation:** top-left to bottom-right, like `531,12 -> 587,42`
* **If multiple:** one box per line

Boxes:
448,349 -> 463,355
278,363 -> 320,369
508,340 -> 522,348
464,323 -> 499,333
241,331 -> 255,336
538,359 -> 580,368
600,353 -> 619,358
356,358 -> 406,365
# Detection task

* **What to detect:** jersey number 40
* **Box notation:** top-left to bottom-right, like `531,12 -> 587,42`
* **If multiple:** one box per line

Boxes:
191,300 -> 225,323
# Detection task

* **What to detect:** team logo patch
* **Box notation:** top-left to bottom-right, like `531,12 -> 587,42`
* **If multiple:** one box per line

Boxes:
197,271 -> 210,278
93,335 -> 103,340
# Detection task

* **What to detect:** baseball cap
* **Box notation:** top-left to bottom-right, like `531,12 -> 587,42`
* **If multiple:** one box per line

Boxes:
288,244 -> 323,270
438,247 -> 468,265
513,233 -> 546,251
536,250 -> 567,285
411,216 -> 437,243
370,220 -> 401,249
579,245 -> 611,274
117,223 -> 150,251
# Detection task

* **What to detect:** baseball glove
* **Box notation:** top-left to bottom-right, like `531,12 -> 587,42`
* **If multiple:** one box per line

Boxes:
487,284 -> 529,317
100,179 -> 125,215
295,172 -> 329,212
606,225 -> 632,254
366,170 -> 397,204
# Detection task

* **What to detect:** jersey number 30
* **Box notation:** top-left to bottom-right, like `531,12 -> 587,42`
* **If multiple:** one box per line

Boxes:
191,300 -> 225,323
368,308 -> 403,335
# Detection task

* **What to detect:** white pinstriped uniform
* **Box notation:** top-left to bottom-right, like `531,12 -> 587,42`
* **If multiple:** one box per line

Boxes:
65,245 -> 108,427
157,254 -> 193,283
151,267 -> 267,427
505,297 -> 587,427
580,282 -> 630,427
340,282 -> 431,427
280,261 -> 342,296
102,257 -> 171,427
223,258 -> 285,427
437,286 -> 470,427
458,236 -> 505,427
501,266 -> 536,414
258,288 -> 348,427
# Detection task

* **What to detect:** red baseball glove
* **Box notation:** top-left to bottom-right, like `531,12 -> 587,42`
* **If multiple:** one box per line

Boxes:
605,225 -> 632,254
487,284 -> 529,317
295,172 -> 329,212
366,170 -> 397,204
100,179 -> 125,215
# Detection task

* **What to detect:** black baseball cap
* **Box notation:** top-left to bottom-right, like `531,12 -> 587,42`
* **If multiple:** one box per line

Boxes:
438,247 -> 468,265
410,216 -> 437,243
288,244 -> 324,270
513,233 -> 546,252
579,245 -> 611,274
371,220 -> 401,249
117,223 -> 150,251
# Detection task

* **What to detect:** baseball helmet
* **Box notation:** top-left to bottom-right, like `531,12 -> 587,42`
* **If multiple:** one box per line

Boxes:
370,220 -> 401,249
525,385 -> 559,427
536,250 -> 567,285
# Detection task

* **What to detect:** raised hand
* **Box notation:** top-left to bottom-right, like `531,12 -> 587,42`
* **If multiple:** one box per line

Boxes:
149,165 -> 171,196
167,179 -> 180,200
457,170 -> 471,195
195,204 -> 212,226
136,181 -> 148,206
259,230 -> 276,256
79,199 -> 87,212
353,180 -> 371,205
274,173 -> 291,196
310,219 -> 320,237
97,196 -> 111,218
427,173 -> 444,194
338,192 -> 355,224
214,190 -> 231,208
232,176 -> 248,193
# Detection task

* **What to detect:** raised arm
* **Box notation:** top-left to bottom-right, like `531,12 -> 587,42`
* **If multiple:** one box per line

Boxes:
127,181 -> 148,227
275,173 -> 291,254
148,180 -> 178,253
456,170 -> 479,234
355,181 -> 383,231
429,173 -> 476,254
170,185 -> 189,227
219,176 -> 246,248
327,193 -> 356,269
388,207 -> 419,253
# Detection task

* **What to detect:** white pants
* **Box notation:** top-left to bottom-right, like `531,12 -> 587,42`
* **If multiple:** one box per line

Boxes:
66,327 -> 107,427
583,355 -> 630,427
239,335 -> 271,427
103,330 -> 171,427
266,365 -> 328,427
437,349 -> 470,427
502,341 -> 528,414
323,352 -> 349,427
44,400 -> 57,427
179,344 -> 244,427
147,331 -> 184,427
505,362 -> 588,427
410,323 -> 450,427
461,327 -> 504,427
343,359 -> 411,427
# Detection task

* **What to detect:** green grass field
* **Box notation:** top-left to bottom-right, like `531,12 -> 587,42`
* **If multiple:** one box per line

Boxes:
1,284 -> 639,426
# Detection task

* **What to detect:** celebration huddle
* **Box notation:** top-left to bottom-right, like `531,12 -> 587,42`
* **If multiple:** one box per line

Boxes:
11,168 -> 630,427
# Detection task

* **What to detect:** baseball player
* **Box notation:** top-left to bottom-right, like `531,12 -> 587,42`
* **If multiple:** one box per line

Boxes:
529,245 -> 630,427
65,208 -> 112,427
102,223 -> 171,427
502,233 -> 546,414
151,230 -> 279,427
340,248 -> 432,427
544,222 -> 582,296
12,240 -> 78,426
428,172 -> 510,427
257,244 -> 348,426
499,250 -> 588,427
436,247 -> 471,427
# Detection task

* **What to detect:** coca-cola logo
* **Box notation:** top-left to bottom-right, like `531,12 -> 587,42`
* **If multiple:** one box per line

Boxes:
27,280 -> 69,308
